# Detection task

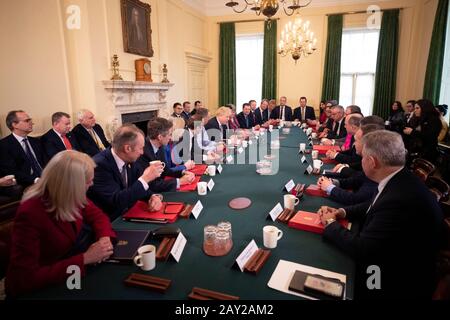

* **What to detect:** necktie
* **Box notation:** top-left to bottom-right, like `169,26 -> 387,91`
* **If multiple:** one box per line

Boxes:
62,134 -> 72,150
22,138 -> 42,176
245,116 -> 249,128
89,129 -> 104,150
121,164 -> 128,187
280,107 -> 284,120
302,108 -> 306,121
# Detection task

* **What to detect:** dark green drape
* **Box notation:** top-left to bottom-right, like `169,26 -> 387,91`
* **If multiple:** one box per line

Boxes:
423,0 -> 449,105
372,10 -> 399,119
219,23 -> 236,106
262,20 -> 277,100
321,15 -> 343,102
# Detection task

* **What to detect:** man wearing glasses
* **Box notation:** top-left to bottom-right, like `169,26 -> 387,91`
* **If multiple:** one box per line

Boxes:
0,110 -> 46,187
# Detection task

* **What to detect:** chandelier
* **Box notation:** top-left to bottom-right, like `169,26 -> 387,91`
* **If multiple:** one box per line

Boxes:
225,0 -> 313,20
278,18 -> 317,63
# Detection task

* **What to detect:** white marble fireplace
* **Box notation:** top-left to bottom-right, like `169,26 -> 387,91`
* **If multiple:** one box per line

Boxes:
102,80 -> 174,136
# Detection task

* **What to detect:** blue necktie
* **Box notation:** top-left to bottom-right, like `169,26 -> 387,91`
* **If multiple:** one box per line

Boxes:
245,116 -> 249,128
23,138 -> 42,177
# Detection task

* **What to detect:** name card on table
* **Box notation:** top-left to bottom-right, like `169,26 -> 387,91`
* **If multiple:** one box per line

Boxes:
304,165 -> 313,175
238,147 -> 244,154
248,140 -> 253,145
226,155 -> 234,163
207,179 -> 215,191
217,165 -> 223,174
191,200 -> 203,219
301,156 -> 307,164
235,240 -> 259,272
267,203 -> 284,221
170,232 -> 187,263
284,179 -> 296,193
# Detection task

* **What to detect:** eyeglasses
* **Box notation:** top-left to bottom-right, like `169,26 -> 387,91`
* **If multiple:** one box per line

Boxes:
18,118 -> 32,123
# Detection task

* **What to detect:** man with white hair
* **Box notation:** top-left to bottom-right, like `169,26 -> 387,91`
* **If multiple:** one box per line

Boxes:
318,130 -> 443,299
72,109 -> 110,157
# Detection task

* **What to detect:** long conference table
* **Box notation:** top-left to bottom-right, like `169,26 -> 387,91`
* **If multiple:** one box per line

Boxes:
25,126 -> 355,300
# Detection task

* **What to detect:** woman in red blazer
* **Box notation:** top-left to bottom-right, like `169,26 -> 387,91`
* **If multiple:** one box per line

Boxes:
6,150 -> 115,297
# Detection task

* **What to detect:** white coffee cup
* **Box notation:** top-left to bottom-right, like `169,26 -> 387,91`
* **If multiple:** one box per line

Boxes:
299,143 -> 306,151
271,140 -> 280,149
263,226 -> 283,249
311,132 -> 318,139
150,160 -> 166,169
279,120 -> 285,127
197,181 -> 208,195
312,150 -> 319,160
284,194 -> 300,210
301,123 -> 307,128
313,159 -> 323,170
282,128 -> 290,134
207,165 -> 216,176
269,125 -> 274,131
133,245 -> 156,271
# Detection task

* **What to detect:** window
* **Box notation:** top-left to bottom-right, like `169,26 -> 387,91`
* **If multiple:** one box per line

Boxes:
236,34 -> 264,113
339,29 -> 380,116
439,5 -> 450,122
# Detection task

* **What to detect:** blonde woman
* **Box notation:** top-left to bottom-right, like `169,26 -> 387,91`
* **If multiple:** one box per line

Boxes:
6,150 -> 115,297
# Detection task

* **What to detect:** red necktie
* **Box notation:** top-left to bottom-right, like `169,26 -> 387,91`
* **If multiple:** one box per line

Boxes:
62,134 -> 73,150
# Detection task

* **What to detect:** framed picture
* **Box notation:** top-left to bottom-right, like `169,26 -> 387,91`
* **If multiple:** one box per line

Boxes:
121,0 -> 154,57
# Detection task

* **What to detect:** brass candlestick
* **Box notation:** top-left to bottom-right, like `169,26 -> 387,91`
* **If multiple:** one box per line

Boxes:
111,54 -> 123,80
161,63 -> 170,83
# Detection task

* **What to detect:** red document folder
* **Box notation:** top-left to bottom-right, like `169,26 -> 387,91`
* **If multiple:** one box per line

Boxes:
313,145 -> 341,155
123,201 -> 184,223
305,185 -> 328,197
288,211 -> 350,234
189,164 -> 207,176
178,176 -> 201,192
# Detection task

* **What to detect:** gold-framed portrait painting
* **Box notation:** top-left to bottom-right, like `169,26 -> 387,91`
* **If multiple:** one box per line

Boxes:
121,0 -> 154,57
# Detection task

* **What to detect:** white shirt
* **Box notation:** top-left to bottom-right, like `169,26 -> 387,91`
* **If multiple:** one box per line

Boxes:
368,167 -> 404,212
111,148 -> 149,190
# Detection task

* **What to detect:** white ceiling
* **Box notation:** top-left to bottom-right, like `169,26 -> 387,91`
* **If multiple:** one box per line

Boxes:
182,0 -> 394,16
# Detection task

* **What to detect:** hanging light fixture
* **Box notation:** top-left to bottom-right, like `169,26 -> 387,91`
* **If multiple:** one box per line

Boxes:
278,17 -> 317,63
225,0 -> 313,20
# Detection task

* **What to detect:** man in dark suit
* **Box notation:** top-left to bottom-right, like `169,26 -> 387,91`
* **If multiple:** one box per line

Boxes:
204,106 -> 231,141
318,130 -> 443,299
254,99 -> 269,125
326,114 -> 362,163
171,102 -> 184,119
270,96 -> 293,121
236,103 -> 256,129
0,110 -> 46,187
72,109 -> 110,157
293,97 -> 316,122
41,112 -> 80,160
88,124 -> 164,220
181,101 -> 192,121
321,105 -> 347,140
190,101 -> 202,116
137,117 -> 195,190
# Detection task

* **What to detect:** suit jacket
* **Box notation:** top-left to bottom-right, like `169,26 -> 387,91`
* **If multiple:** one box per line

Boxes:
41,129 -> 80,160
270,106 -> 293,121
293,106 -> 316,121
323,168 -> 444,299
136,139 -> 181,189
334,137 -> 361,165
6,197 -> 114,297
181,111 -> 191,121
72,124 -> 110,157
329,172 -> 378,205
0,134 -> 46,187
204,117 -> 227,141
327,118 -> 347,140
254,108 -> 269,125
88,148 -> 158,220
236,112 -> 256,129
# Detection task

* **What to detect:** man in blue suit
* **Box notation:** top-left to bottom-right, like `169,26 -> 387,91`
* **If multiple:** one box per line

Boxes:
88,124 -> 164,220
270,96 -> 293,121
0,110 -> 46,187
293,97 -> 316,122
72,109 -> 110,157
41,112 -> 80,160
236,103 -> 256,129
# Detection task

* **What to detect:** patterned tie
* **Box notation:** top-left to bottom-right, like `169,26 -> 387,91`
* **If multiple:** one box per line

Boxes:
121,164 -> 128,187
89,129 -> 104,150
62,134 -> 72,150
22,138 -> 42,176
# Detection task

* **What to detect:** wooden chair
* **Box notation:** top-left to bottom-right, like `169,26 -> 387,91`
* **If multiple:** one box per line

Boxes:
411,158 -> 436,181
425,176 -> 450,203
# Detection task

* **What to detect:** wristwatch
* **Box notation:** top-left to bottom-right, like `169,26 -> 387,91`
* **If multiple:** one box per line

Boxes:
326,218 -> 336,226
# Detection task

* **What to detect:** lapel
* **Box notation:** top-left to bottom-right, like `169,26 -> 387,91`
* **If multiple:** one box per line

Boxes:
105,148 -> 126,188
51,130 -> 66,151
10,134 -> 29,162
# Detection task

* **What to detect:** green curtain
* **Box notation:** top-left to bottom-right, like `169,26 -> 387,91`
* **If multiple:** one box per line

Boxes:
423,0 -> 449,105
219,23 -> 236,106
262,20 -> 277,100
372,10 -> 399,119
321,14 -> 343,102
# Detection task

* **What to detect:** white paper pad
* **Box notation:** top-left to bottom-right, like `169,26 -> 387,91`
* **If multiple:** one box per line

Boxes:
267,259 -> 347,300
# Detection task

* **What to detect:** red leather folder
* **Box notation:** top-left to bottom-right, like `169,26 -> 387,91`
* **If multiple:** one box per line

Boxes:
179,176 -> 201,192
313,145 -> 341,155
288,211 -> 350,234
305,185 -> 328,197
123,201 -> 184,223
321,158 -> 337,165
189,164 -> 208,176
